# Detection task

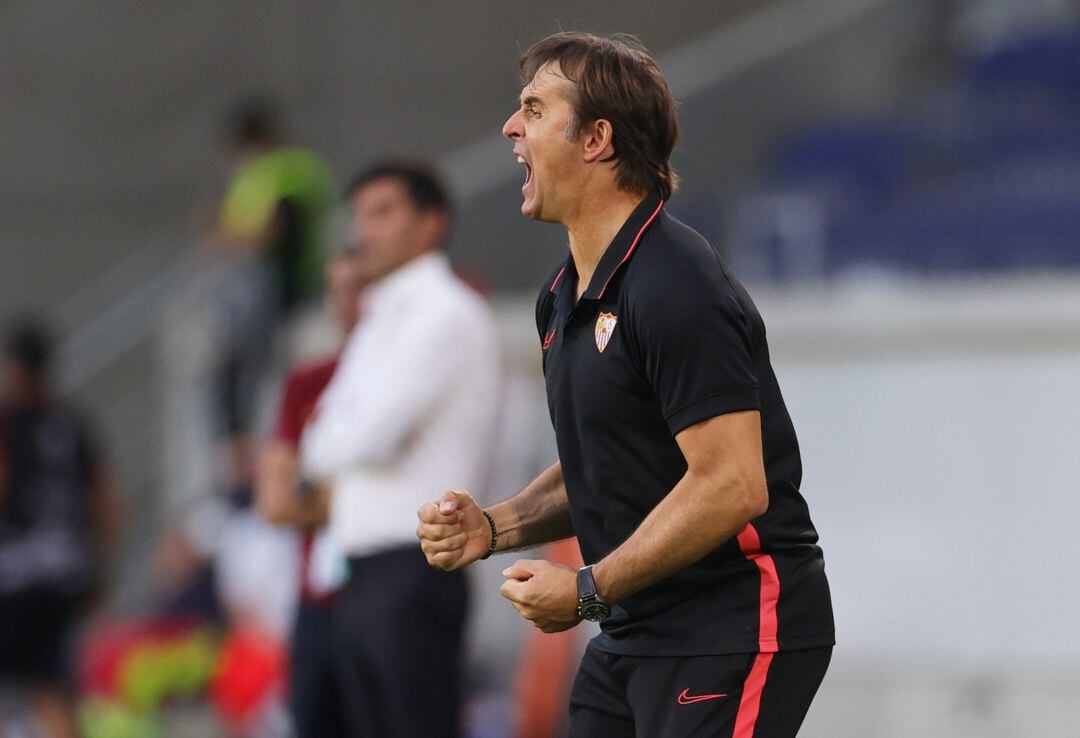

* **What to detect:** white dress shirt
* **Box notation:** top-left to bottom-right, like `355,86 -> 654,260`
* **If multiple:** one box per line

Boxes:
300,252 -> 500,557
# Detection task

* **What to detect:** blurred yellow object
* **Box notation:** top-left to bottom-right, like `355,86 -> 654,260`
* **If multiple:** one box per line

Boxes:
117,627 -> 220,712
78,696 -> 160,738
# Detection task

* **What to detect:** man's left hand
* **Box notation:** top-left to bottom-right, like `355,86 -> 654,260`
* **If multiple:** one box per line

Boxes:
500,559 -> 582,633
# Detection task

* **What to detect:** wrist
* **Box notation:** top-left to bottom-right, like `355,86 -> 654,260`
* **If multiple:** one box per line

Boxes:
480,509 -> 498,560
590,560 -> 614,603
297,476 -> 317,498
576,564 -> 612,622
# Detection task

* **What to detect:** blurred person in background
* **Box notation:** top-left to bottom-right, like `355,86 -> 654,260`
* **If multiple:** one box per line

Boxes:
300,161 -> 499,737
208,98 -> 335,481
0,320 -> 120,738
255,251 -> 366,738
419,33 -> 833,738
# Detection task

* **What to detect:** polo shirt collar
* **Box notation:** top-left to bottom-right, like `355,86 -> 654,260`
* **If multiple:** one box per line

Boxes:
548,192 -> 666,305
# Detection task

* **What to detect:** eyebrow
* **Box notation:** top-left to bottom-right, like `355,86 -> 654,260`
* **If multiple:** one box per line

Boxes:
520,94 -> 543,107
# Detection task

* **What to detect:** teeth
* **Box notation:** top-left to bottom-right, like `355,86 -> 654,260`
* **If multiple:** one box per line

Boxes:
517,156 -> 525,164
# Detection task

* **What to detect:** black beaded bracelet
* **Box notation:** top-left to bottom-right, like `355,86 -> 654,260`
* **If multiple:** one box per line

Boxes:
480,510 -> 498,560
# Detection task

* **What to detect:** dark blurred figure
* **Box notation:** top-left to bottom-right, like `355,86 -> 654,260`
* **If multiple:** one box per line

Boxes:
210,98 -> 334,445
256,252 -> 365,738
0,320 -> 119,738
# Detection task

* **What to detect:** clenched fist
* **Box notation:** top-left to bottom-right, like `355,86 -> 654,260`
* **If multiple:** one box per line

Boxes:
416,490 -> 492,571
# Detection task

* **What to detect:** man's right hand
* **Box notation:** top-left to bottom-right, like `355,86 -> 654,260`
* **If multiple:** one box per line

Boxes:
416,490 -> 492,571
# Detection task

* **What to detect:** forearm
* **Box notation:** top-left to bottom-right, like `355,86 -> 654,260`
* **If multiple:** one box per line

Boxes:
592,466 -> 765,604
258,443 -> 329,529
304,319 -> 479,476
300,415 -> 364,477
487,460 -> 575,553
290,487 -> 330,530
260,481 -> 329,529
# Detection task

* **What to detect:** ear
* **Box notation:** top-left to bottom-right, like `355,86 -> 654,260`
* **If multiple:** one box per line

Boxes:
581,118 -> 615,164
420,209 -> 450,249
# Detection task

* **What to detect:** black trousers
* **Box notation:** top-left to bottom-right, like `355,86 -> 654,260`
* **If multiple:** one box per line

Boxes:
0,589 -> 76,686
569,641 -> 832,738
290,599 -> 346,738
333,547 -> 469,738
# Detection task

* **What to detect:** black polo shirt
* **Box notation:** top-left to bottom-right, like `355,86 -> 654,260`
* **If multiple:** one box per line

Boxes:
536,192 -> 834,657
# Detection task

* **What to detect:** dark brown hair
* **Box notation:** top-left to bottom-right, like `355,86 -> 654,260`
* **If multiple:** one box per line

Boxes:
519,32 -> 679,200
5,318 -> 52,375
346,160 -> 451,215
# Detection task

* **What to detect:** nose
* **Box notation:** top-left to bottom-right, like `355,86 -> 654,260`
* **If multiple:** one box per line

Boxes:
502,109 -> 523,141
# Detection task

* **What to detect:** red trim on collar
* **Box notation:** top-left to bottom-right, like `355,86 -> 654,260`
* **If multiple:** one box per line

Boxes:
596,198 -> 665,300
549,265 -> 568,293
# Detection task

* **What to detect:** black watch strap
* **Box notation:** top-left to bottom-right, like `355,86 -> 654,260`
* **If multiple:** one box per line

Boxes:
577,565 -> 612,622
577,565 -> 599,600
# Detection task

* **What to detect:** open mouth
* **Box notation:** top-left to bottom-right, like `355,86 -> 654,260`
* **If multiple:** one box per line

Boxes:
517,155 -> 532,187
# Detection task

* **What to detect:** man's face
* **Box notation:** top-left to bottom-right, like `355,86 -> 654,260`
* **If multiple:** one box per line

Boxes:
349,177 -> 442,283
324,257 -> 364,335
502,62 -> 584,223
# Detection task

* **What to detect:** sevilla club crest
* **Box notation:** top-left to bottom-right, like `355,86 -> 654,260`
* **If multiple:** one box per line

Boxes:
594,312 -> 618,353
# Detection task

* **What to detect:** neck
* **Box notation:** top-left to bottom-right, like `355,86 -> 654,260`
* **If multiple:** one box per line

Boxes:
564,185 -> 646,299
380,247 -> 436,281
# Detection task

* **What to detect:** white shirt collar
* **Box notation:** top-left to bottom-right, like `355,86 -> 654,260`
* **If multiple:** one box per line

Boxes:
362,251 -> 449,312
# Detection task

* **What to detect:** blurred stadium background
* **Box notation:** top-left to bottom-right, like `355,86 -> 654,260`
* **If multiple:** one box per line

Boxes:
3,0 -> 1080,735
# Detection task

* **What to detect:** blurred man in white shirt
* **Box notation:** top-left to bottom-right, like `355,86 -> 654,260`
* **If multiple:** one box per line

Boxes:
300,161 -> 498,738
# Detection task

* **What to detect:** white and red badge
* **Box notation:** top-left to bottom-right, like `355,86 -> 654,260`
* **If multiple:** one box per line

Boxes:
594,312 -> 618,353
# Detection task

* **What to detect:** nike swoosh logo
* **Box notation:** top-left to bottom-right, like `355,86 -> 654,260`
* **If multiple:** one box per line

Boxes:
677,688 -> 728,705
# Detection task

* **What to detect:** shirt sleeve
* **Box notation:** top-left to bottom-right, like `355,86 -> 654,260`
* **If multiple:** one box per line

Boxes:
300,301 -> 488,477
633,275 -> 761,436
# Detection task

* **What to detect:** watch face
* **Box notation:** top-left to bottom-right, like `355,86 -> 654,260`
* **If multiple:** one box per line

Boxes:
580,601 -> 612,622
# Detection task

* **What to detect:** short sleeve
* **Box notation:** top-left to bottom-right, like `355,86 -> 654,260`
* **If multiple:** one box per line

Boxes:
633,278 -> 760,436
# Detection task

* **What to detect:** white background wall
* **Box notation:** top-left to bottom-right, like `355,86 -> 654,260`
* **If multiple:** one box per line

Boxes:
764,276 -> 1080,737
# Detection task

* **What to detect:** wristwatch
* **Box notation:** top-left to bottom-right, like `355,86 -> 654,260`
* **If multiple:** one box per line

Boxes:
576,565 -> 612,622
